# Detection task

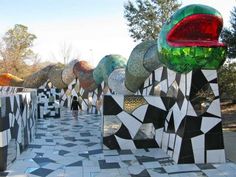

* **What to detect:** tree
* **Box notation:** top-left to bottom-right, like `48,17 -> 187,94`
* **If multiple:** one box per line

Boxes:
60,42 -> 72,65
221,7 -> 236,59
218,62 -> 236,101
124,0 -> 181,42
0,24 -> 37,78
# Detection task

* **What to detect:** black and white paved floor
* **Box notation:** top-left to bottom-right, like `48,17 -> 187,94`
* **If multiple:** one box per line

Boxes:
4,109 -> 236,177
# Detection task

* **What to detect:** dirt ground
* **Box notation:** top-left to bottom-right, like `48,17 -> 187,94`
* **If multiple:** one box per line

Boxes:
221,101 -> 236,130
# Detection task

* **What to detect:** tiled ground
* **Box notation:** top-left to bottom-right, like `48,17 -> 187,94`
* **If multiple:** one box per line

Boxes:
4,109 -> 236,177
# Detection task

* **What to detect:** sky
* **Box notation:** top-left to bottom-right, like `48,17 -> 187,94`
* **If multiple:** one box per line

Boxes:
0,0 -> 235,66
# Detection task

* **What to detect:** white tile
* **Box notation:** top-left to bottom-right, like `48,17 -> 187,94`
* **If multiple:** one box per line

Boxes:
202,169 -> 225,177
145,96 -> 166,111
132,104 -> 148,122
159,79 -> 168,93
115,136 -> 136,149
144,77 -> 150,88
180,98 -> 188,116
161,132 -> 169,152
117,111 -> 142,138
10,95 -> 14,112
173,135 -> 182,162
202,70 -> 217,82
112,95 -> 124,109
142,161 -> 161,169
186,102 -> 197,116
164,164 -> 200,173
0,130 -> 8,147
64,167 -> 83,177
154,67 -> 163,82
172,104 -> 184,132
120,154 -> 136,161
191,134 -> 205,163
207,149 -> 226,163
155,128 -> 163,147
201,117 -> 221,133
179,74 -> 186,96
186,71 -> 192,96
169,133 -> 176,149
207,99 -> 221,117
146,86 -> 152,95
105,155 -> 121,163
128,165 -> 145,175
167,68 -> 176,88
210,83 -> 219,97
42,163 -> 64,170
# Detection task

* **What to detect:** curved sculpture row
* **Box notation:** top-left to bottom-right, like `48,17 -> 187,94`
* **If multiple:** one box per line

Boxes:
0,4 -> 227,95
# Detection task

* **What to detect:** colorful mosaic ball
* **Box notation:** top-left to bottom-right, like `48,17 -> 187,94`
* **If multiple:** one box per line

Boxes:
62,59 -> 79,85
158,4 -> 227,73
73,60 -> 97,91
0,73 -> 23,87
93,54 -> 127,85
108,68 -> 133,95
48,63 -> 67,89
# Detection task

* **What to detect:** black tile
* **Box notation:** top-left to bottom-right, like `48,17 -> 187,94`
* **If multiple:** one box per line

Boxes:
80,132 -> 91,137
196,164 -> 216,170
64,137 -> 76,142
115,124 -> 132,139
103,135 -> 120,149
134,139 -> 159,149
32,158 -> 55,165
78,139 -> 90,142
10,121 -> 19,139
0,117 -> 10,132
131,169 -> 151,177
45,139 -> 53,142
103,95 -> 123,115
0,146 -> 7,171
28,144 -> 42,149
79,153 -> 89,158
98,160 -> 120,169
118,149 -> 133,155
143,105 -> 167,129
88,149 -> 103,155
85,142 -> 97,147
167,113 -> 175,133
205,122 -> 224,150
58,150 -> 70,156
30,168 -> 53,177
136,156 -> 157,163
67,161 -> 82,167
178,138 -> 195,163
62,143 -> 77,147
0,171 -> 8,176
150,167 -> 166,174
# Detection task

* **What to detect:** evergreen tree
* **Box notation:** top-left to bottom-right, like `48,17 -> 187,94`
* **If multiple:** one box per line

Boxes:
124,0 -> 181,42
221,7 -> 236,59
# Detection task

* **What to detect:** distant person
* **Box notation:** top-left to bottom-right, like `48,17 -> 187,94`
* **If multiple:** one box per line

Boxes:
87,96 -> 93,114
96,98 -> 102,115
71,96 -> 82,118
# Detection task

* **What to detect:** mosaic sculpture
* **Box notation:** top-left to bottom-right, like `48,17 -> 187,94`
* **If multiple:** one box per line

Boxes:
0,4 -> 227,164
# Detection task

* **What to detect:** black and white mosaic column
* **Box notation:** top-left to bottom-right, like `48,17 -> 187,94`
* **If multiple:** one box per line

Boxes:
37,88 -> 61,119
0,90 -> 37,171
103,66 -> 225,164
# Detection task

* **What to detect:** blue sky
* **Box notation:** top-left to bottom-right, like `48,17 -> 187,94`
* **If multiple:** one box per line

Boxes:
0,0 -> 235,65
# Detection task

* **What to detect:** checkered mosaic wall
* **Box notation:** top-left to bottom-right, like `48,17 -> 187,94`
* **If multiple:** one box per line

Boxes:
60,79 -> 103,114
37,88 -> 61,119
103,67 -> 225,164
0,90 -> 37,171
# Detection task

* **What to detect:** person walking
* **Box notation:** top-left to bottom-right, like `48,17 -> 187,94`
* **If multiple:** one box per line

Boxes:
71,96 -> 82,118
